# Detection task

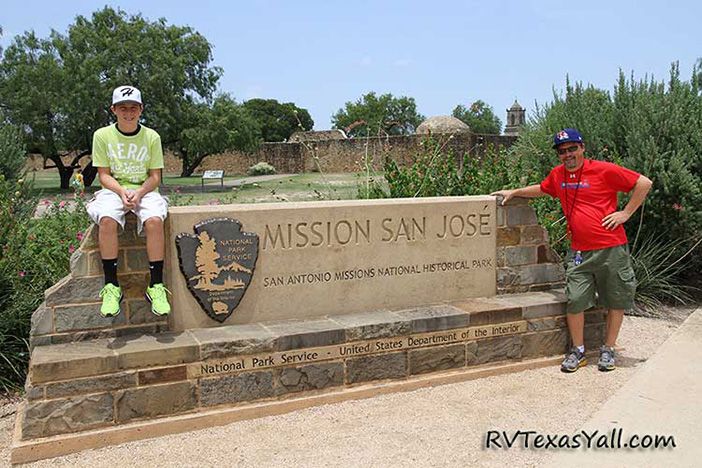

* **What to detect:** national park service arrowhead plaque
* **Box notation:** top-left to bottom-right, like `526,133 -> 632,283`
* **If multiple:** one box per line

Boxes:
176,218 -> 259,323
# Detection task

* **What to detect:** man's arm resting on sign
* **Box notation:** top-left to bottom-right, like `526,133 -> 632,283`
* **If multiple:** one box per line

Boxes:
602,175 -> 653,230
491,184 -> 546,205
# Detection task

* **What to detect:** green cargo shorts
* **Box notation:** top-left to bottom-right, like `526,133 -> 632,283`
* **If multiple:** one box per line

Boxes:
564,244 -> 636,313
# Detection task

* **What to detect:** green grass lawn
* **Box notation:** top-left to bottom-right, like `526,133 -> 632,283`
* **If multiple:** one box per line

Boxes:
26,171 -> 387,205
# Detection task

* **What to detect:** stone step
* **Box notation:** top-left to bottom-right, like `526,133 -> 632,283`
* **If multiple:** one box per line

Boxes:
20,290 -> 606,448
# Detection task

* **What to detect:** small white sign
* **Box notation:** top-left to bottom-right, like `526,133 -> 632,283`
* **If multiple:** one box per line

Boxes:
202,170 -> 224,179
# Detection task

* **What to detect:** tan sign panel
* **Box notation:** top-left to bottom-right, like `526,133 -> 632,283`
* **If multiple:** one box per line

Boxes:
167,197 -> 496,330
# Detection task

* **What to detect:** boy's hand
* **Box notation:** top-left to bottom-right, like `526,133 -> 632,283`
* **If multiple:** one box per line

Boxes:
121,190 -> 136,210
130,189 -> 144,208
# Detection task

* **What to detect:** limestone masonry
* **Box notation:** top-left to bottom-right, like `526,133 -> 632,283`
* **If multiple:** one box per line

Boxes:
15,196 -> 586,463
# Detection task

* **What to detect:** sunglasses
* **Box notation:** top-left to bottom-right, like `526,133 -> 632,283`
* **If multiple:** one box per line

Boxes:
556,145 -> 580,155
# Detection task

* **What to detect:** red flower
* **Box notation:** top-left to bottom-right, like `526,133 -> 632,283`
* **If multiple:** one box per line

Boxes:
18,271 -> 26,278
672,203 -> 684,211
69,245 -> 76,254
76,231 -> 84,242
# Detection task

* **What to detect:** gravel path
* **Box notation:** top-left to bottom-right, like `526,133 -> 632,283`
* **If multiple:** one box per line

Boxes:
0,312 -> 689,467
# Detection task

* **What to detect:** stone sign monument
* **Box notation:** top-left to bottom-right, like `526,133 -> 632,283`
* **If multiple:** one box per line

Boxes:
13,195 -> 601,464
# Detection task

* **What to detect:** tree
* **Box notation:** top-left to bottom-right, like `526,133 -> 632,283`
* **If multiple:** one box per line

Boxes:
176,95 -> 260,177
242,98 -> 313,142
451,100 -> 502,134
0,7 -> 252,188
332,92 -> 424,137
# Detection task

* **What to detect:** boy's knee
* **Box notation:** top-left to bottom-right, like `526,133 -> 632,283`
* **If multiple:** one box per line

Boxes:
144,217 -> 164,230
99,216 -> 119,230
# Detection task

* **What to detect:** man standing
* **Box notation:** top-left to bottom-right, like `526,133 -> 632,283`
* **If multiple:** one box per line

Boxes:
493,128 -> 652,372
87,85 -> 171,317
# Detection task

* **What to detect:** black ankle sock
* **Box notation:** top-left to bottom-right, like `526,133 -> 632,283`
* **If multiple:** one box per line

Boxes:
102,258 -> 119,286
149,260 -> 164,286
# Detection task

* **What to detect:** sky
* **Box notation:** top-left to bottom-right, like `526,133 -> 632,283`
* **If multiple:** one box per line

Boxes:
1,0 -> 700,130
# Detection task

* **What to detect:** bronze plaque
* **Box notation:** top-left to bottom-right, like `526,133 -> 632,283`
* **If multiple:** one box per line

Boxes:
176,218 -> 259,323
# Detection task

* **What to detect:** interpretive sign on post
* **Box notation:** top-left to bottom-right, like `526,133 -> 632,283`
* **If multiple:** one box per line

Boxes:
201,170 -> 224,191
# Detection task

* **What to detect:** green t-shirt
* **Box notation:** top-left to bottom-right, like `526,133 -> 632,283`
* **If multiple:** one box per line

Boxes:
91,124 -> 164,189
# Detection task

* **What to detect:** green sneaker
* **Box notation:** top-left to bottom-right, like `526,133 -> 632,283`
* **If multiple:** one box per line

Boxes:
99,283 -> 123,317
145,283 -> 171,316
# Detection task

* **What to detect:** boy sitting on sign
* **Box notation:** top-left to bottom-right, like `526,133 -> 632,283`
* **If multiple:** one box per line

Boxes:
86,85 -> 171,317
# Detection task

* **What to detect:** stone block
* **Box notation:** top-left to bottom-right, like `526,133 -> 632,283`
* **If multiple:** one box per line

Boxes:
504,246 -> 537,267
115,272 -> 150,299
526,316 -> 567,332
394,305 -> 470,333
138,366 -> 188,385
585,309 -> 606,323
473,336 -> 522,365
505,291 -> 566,319
451,298 -> 522,326
49,329 -> 116,345
506,205 -> 537,226
496,247 -> 505,267
498,264 -> 564,288
537,244 -> 561,264
522,329 -> 568,358
45,275 -> 103,307
22,393 -> 114,439
45,372 -> 137,399
465,342 -> 478,363
29,335 -> 52,349
496,205 -> 505,227
409,344 -> 465,375
30,340 -> 118,383
127,299 -> 164,325
125,248 -> 150,272
273,362 -> 344,395
504,197 -> 529,206
24,385 -> 44,401
69,248 -> 95,277
346,352 -> 406,384
584,323 -> 605,349
265,319 -> 345,351
521,225 -> 547,245
111,332 -> 199,370
496,227 -> 520,247
190,324 -> 278,360
200,371 -> 274,407
54,303 -> 126,332
115,381 -> 196,423
332,310 -> 412,341
79,225 -> 99,250
30,302 -> 53,336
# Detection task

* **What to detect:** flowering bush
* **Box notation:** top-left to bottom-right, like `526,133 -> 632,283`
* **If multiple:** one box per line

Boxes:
0,178 -> 90,391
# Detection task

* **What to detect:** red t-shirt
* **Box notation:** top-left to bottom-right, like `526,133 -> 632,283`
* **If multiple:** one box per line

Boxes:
540,159 -> 640,251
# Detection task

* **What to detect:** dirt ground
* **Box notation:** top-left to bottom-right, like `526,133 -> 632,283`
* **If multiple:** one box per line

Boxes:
0,309 -> 693,468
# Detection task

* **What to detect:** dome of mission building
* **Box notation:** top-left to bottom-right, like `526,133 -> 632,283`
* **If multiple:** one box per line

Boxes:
416,115 -> 470,135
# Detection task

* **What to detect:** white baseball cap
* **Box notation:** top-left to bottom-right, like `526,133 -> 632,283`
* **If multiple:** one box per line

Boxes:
112,86 -> 142,105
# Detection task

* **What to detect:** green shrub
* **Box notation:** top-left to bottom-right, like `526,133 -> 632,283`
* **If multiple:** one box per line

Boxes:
246,161 -> 276,176
0,177 -> 90,391
363,136 -> 526,200
0,123 -> 26,181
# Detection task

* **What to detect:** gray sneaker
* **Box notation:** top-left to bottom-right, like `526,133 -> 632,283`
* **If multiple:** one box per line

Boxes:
561,347 -> 587,373
598,346 -> 616,371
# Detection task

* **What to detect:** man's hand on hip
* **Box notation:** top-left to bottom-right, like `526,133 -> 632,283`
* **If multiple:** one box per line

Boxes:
602,211 -> 631,230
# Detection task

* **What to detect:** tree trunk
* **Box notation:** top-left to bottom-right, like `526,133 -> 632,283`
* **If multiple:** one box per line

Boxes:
180,153 -> 209,177
83,161 -> 97,187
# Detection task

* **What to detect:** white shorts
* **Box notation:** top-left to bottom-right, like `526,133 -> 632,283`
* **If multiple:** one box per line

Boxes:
86,189 -> 168,233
